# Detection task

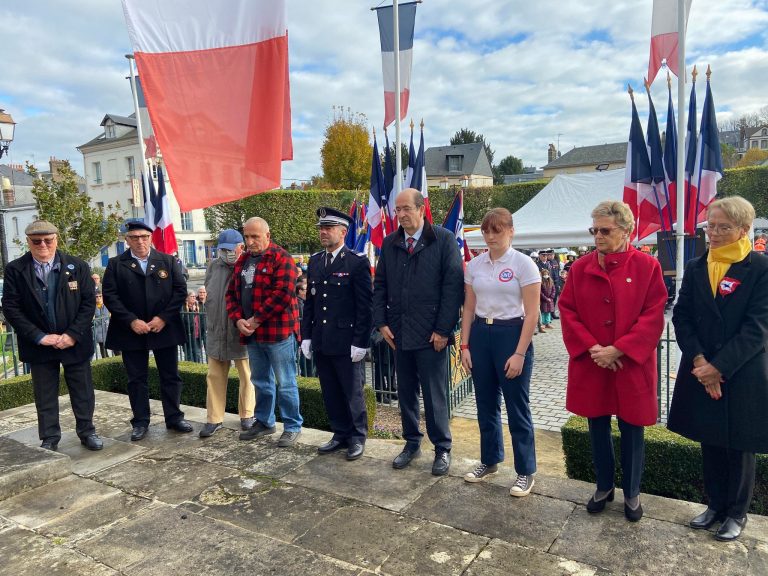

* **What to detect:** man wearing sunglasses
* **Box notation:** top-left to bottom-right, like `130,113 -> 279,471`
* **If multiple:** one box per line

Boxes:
102,220 -> 191,441
2,220 -> 103,451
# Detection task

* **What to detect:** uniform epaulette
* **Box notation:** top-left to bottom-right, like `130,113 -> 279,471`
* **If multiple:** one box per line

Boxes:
310,250 -> 323,258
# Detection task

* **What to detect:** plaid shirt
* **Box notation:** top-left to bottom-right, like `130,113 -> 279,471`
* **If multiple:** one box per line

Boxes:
225,242 -> 299,343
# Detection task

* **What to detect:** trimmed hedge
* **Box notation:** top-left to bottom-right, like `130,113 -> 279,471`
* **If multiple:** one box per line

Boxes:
2,357 -> 376,433
562,416 -> 768,515
719,165 -> 768,218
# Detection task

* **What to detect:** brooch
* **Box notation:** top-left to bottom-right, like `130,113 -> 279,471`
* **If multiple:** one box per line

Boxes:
718,277 -> 741,296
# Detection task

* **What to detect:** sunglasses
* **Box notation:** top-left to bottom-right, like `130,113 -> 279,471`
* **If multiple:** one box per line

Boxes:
588,227 -> 619,236
29,237 -> 56,246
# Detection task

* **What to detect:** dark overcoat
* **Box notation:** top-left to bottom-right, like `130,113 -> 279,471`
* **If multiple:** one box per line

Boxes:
102,249 -> 186,351
667,251 -> 768,453
2,251 -> 95,364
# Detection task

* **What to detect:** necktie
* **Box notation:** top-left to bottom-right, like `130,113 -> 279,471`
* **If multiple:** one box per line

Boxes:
325,252 -> 333,268
407,237 -> 415,255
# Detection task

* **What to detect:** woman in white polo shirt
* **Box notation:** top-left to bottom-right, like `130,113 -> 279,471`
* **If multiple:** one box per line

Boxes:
460,208 -> 541,496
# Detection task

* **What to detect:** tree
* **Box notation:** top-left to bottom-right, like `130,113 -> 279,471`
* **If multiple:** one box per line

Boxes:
450,128 -> 495,166
28,161 -> 124,261
720,143 -> 739,169
384,140 -> 409,172
320,107 -> 372,189
736,148 -> 768,168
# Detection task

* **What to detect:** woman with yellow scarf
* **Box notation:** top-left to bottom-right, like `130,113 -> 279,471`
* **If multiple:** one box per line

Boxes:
668,196 -> 768,542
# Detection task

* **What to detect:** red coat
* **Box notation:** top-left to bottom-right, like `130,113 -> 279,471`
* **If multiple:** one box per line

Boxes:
559,247 -> 668,426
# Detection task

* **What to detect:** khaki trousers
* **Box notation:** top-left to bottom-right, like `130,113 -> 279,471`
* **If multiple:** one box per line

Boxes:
205,357 -> 255,423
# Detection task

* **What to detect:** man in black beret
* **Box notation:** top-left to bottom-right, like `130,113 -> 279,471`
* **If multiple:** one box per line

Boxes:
102,220 -> 191,441
300,207 -> 372,460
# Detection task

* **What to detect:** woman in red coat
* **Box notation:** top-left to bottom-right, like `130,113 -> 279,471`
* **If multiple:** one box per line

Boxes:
559,201 -> 667,522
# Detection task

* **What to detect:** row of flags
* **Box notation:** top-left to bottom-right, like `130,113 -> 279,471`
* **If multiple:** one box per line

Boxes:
623,67 -> 723,242
140,164 -> 178,254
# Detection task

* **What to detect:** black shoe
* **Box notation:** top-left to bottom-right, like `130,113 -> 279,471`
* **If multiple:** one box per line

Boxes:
318,439 -> 347,454
199,422 -> 223,438
586,487 -> 615,513
166,420 -> 193,433
392,447 -> 421,469
346,442 -> 365,461
80,434 -> 104,451
239,421 -> 276,441
624,500 -> 644,522
690,508 -> 726,530
130,426 -> 148,441
715,516 -> 747,541
432,450 -> 451,476
40,439 -> 59,451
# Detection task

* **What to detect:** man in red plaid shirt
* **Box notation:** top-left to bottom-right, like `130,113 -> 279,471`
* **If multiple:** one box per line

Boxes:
226,217 -> 303,446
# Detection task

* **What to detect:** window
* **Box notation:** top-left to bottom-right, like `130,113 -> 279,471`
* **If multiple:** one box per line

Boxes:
97,201 -> 104,211
126,156 -> 135,179
92,162 -> 102,184
762,140 -> 768,150
752,141 -> 759,148
105,123 -> 116,138
181,211 -> 193,231
106,159 -> 118,183
447,155 -> 463,172
183,240 -> 196,265
762,128 -> 767,136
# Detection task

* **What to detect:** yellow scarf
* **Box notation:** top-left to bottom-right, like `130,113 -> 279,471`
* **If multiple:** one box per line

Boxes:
707,236 -> 752,296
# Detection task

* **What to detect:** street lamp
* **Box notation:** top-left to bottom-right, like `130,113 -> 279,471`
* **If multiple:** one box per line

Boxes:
439,177 -> 449,190
461,174 -> 469,188
0,110 -> 16,159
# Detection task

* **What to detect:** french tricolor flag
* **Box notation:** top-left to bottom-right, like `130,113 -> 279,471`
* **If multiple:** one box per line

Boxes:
691,72 -> 724,227
375,2 -> 417,129
647,0 -> 691,84
121,0 -> 292,212
152,165 -> 178,255
623,90 -> 653,241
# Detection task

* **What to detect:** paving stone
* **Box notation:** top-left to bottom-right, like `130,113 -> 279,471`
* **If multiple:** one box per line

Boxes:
0,436 -> 70,501
56,434 -> 145,476
406,476 -> 575,551
285,452 -> 440,512
59,403 -> 135,439
298,503 -> 487,575
112,420 -> 204,451
206,434 -> 318,478
464,539 -> 610,576
0,410 -> 38,435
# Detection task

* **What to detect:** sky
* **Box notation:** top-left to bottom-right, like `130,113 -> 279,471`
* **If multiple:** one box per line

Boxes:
2,0 -> 767,185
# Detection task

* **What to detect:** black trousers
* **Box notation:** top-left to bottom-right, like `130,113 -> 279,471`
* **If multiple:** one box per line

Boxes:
315,351 -> 368,444
701,443 -> 756,518
31,359 -> 95,442
588,416 -> 645,498
395,346 -> 451,453
122,346 -> 184,427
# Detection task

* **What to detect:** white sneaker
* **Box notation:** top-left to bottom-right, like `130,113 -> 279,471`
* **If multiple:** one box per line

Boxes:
464,463 -> 498,483
509,474 -> 534,497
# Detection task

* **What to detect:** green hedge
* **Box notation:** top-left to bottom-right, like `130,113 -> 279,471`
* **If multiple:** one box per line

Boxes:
719,165 -> 768,218
562,416 -> 768,515
2,357 -> 376,433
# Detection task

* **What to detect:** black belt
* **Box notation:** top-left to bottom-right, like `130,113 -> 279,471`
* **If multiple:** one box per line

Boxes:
474,316 -> 524,326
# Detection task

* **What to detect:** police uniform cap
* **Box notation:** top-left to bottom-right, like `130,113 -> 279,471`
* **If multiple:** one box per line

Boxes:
125,221 -> 153,234
25,220 -> 58,236
316,207 -> 353,228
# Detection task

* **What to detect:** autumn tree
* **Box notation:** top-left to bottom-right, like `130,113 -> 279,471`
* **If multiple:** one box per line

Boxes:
736,148 -> 768,168
28,161 -> 124,261
320,107 -> 372,189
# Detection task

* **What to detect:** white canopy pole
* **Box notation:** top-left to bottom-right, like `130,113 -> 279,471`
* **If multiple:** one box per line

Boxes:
674,0 -> 686,298
393,0 -> 402,197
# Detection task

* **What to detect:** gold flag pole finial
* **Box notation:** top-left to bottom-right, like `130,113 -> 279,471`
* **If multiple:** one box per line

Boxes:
667,71 -> 672,89
628,84 -> 635,101
643,77 -> 651,94
420,118 -> 424,130
705,64 -> 712,80
409,118 -> 414,131
372,125 -> 376,138
691,65 -> 698,83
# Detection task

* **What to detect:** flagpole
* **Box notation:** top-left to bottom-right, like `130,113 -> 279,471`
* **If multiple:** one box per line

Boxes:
126,54 -> 149,216
674,0 -> 686,298
392,0 -> 402,198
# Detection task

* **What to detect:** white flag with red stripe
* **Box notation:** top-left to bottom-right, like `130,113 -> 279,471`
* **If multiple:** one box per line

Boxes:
375,3 -> 417,128
647,0 -> 692,84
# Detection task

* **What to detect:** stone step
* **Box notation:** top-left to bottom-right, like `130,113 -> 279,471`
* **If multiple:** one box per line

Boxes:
0,436 -> 71,502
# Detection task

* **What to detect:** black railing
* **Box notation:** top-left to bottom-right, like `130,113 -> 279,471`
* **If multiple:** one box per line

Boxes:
656,321 -> 677,423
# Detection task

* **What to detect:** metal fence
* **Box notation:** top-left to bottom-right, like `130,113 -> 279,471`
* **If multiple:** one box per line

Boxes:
656,321 -> 678,423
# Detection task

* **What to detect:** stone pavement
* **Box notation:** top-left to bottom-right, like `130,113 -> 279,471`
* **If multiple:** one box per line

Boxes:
1,391 -> 766,576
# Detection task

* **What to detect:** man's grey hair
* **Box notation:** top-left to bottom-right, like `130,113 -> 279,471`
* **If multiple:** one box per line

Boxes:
244,216 -> 269,232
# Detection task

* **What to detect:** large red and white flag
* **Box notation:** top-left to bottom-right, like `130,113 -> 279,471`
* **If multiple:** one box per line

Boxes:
121,0 -> 292,211
375,2 -> 417,128
647,0 -> 692,84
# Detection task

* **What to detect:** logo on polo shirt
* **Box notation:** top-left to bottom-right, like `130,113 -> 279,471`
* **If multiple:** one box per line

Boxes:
498,269 -> 514,282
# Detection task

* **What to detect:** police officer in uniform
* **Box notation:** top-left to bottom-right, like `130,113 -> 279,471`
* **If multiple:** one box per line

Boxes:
102,221 -> 192,441
300,207 -> 373,460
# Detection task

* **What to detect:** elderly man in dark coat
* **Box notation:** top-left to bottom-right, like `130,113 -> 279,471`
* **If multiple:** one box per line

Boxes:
373,188 -> 464,476
2,220 -> 102,451
102,221 -> 191,441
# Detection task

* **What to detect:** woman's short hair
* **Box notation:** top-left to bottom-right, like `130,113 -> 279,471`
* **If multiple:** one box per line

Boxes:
591,201 -> 635,234
708,196 -> 755,229
481,208 -> 514,233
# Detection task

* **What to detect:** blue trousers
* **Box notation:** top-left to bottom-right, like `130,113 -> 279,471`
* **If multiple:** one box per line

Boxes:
469,322 -> 536,475
588,416 -> 645,498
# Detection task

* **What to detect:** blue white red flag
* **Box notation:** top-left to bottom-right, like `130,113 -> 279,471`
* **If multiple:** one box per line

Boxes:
647,0 -> 691,84
641,85 -> 673,235
623,92 -> 653,240
691,74 -> 723,227
684,73 -> 698,234
367,135 -> 388,248
441,189 -> 471,262
152,165 -> 178,254
663,81 -> 678,228
354,204 -> 370,254
141,171 -> 156,231
405,127 -> 416,188
383,132 -> 398,230
410,125 -> 433,223
345,200 -> 358,250
374,2 -> 417,128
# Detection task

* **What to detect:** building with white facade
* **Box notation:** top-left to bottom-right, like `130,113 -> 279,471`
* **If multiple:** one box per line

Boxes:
0,164 -> 41,272
77,113 -> 212,268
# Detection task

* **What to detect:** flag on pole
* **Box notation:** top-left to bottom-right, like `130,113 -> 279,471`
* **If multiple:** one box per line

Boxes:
684,69 -> 698,235
405,125 -> 416,188
623,89 -> 654,240
442,189 -> 471,262
641,84 -> 672,236
368,136 -> 389,248
141,171 -> 156,230
410,125 -> 433,223
345,200 -> 358,250
663,79 -> 678,229
374,2 -> 417,129
121,0 -> 292,211
647,0 -> 692,84
151,165 -> 178,254
383,132 -> 398,230
353,204 -> 370,254
691,70 -> 724,228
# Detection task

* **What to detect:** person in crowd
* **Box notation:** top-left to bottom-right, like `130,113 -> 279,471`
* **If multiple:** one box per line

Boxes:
577,246 -> 589,258
460,208 -> 540,496
182,290 -> 202,363
559,201 -> 667,522
754,233 -> 766,255
196,285 -> 207,352
198,229 -> 256,438
2,220 -> 103,451
197,286 -> 207,308
102,220 -> 192,441
545,251 -> 562,318
301,207 -> 373,460
564,251 -> 577,272
667,196 -> 768,542
296,275 -> 307,321
91,273 -> 101,290
373,188 -> 464,476
226,216 -> 303,447
297,254 -> 308,273
540,268 -> 556,330
93,289 -> 110,358
535,250 -> 550,273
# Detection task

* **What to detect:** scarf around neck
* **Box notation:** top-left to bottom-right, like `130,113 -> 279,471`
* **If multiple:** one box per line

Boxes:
707,235 -> 752,296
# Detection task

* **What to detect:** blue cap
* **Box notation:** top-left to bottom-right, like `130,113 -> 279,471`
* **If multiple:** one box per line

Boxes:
216,229 -> 244,250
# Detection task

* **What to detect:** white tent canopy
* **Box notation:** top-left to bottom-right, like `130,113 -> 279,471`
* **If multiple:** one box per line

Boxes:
465,169 -> 657,250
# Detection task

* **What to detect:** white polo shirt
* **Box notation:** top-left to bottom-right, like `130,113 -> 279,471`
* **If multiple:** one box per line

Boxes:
465,247 -> 541,319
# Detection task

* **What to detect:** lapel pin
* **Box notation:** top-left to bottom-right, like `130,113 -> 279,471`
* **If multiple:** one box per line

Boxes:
626,278 -> 632,283
131,263 -> 137,268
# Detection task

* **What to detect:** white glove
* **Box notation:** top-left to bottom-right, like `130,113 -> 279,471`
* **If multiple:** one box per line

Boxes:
300,339 -> 312,360
350,345 -> 367,363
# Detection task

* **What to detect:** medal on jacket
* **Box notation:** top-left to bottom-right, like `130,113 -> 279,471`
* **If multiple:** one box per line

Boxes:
718,277 -> 740,296
68,281 -> 78,291
158,270 -> 168,279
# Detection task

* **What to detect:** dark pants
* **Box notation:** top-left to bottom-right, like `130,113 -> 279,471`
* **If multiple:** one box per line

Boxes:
122,346 -> 184,427
315,351 -> 368,444
31,360 -> 95,443
470,322 -> 536,475
395,346 -> 451,453
701,443 -> 756,518
588,416 -> 645,498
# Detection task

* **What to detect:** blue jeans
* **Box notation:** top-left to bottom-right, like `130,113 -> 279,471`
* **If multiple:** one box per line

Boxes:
247,334 -> 303,432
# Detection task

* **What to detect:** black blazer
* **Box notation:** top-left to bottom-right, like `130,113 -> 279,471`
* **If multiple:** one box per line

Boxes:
668,251 -> 768,453
2,251 -> 95,364
102,249 -> 187,351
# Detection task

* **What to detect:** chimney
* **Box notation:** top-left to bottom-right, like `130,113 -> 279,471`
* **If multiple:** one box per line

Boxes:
49,157 -> 68,182
547,144 -> 557,163
2,176 -> 14,206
